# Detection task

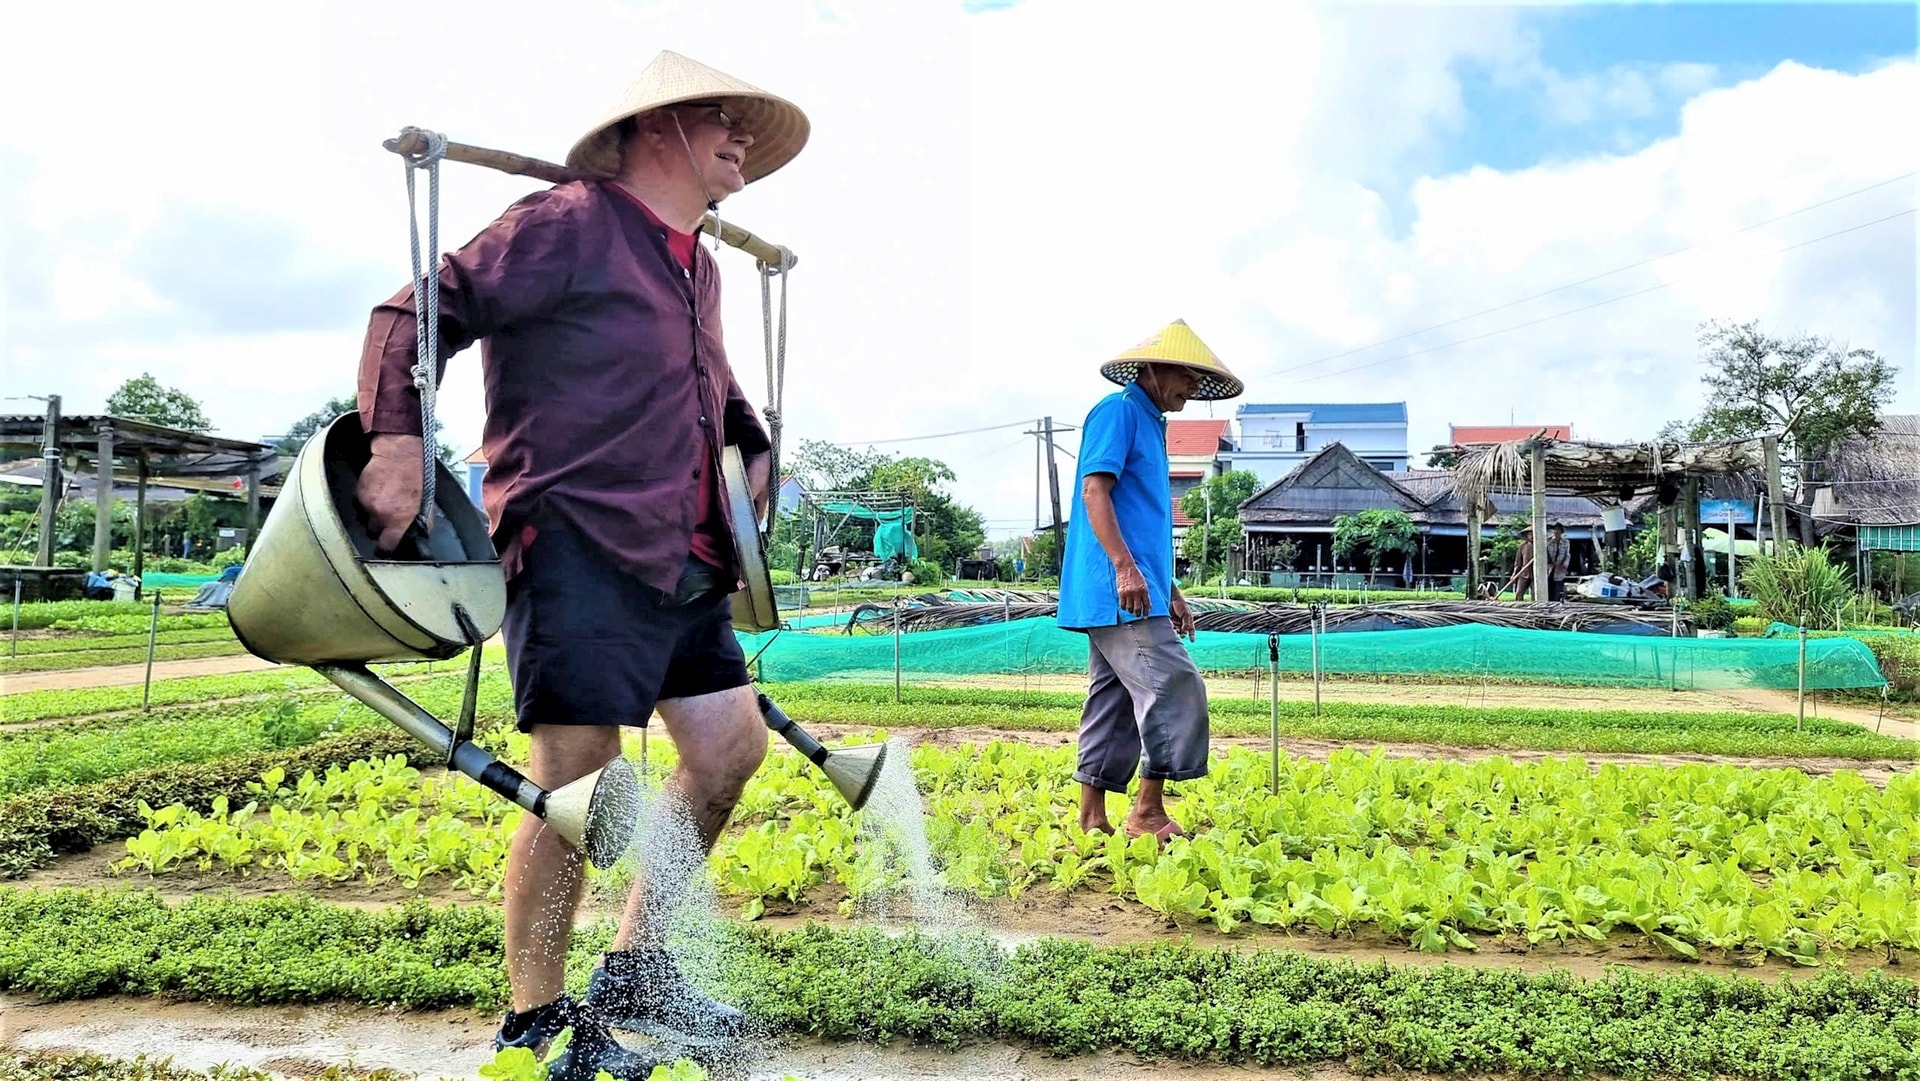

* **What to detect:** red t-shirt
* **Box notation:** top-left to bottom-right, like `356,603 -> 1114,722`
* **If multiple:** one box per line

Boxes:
613,189 -> 731,572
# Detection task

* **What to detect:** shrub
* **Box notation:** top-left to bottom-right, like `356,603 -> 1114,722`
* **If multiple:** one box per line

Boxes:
904,559 -> 946,588
1730,616 -> 1769,637
1690,593 -> 1735,631
1740,544 -> 1854,625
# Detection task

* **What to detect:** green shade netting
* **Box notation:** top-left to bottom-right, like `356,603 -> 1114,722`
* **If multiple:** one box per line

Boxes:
140,573 -> 218,589
820,503 -> 917,561
738,619 -> 1887,691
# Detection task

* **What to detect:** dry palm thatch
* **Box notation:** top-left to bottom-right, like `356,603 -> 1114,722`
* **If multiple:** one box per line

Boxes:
1815,415 -> 1920,526
1449,436 -> 1771,513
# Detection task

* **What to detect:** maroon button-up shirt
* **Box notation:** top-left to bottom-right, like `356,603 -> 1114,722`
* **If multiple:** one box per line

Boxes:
356,180 -> 770,596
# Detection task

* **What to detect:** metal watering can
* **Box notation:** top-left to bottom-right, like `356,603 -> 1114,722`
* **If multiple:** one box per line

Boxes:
227,414 -> 886,869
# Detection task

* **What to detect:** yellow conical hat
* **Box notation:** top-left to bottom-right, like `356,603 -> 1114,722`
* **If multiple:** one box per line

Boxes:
1099,319 -> 1244,401
566,50 -> 810,184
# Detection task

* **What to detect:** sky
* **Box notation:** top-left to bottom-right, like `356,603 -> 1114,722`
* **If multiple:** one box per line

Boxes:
2,0 -> 1915,543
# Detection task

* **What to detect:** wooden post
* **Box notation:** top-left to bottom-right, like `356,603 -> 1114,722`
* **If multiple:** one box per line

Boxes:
1466,501 -> 1483,598
132,456 -> 149,583
91,423 -> 115,573
245,459 -> 263,549
1680,476 -> 1700,601
1529,441 -> 1547,603
1762,436 -> 1788,554
35,395 -> 61,567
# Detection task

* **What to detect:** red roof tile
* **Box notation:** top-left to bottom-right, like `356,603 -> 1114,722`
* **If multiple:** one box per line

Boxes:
1167,419 -> 1229,456
1173,494 -> 1194,527
1449,424 -> 1571,445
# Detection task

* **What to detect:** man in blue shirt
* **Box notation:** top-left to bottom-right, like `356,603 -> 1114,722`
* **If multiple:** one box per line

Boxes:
1058,320 -> 1244,843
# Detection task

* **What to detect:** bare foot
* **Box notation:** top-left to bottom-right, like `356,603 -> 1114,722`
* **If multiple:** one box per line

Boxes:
1123,813 -> 1185,844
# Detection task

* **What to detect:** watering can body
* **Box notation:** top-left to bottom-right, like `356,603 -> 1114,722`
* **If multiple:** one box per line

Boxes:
227,414 -> 503,666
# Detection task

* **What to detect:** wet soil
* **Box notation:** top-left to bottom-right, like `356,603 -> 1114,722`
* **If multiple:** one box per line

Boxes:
0,993 -> 1700,1081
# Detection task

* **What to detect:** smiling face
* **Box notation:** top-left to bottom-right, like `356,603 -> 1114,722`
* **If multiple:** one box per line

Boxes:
1135,364 -> 1203,413
668,101 -> 754,200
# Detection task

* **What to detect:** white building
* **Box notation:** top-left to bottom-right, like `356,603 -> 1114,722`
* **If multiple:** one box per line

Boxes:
1218,402 -> 1409,487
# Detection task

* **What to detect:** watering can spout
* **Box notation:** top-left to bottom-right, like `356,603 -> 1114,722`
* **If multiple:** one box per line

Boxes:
757,692 -> 888,811
316,664 -> 640,867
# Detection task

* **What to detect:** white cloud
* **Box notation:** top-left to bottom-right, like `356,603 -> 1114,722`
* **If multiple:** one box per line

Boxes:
1,0 -> 1912,543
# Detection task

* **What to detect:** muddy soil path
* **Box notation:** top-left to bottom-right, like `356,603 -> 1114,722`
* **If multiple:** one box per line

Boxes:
2,653 -> 281,694
0,995 -> 1549,1081
1723,687 -> 1918,741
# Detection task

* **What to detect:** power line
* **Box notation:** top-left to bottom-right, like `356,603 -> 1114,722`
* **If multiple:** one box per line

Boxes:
828,418 -> 1036,446
1260,170 -> 1918,380
1288,207 -> 1916,387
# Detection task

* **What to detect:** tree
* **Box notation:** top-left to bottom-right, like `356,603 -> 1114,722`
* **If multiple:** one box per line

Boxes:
858,456 -> 985,567
276,395 -> 359,456
788,439 -> 888,492
106,373 -> 211,432
1678,320 -> 1896,463
1177,471 -> 1264,581
1331,508 -> 1418,580
784,440 -> 988,571
277,392 -> 456,465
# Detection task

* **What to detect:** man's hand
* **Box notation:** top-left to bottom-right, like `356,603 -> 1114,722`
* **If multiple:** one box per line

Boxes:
744,450 -> 772,524
1170,586 -> 1196,640
1116,562 -> 1150,618
356,434 -> 426,553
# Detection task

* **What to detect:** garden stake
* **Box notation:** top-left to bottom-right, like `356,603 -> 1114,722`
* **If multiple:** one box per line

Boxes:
8,577 -> 18,658
142,591 -> 161,711
1268,632 -> 1280,793
1796,627 -> 1807,733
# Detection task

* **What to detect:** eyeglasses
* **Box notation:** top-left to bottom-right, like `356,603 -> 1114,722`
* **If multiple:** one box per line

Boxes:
683,101 -> 745,133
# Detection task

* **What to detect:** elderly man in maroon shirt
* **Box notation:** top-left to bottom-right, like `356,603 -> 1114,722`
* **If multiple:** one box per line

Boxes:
354,51 -> 808,1079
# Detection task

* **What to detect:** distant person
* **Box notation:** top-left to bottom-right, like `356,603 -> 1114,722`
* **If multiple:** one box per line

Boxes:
1545,522 -> 1571,602
1506,525 -> 1535,600
1057,320 -> 1243,845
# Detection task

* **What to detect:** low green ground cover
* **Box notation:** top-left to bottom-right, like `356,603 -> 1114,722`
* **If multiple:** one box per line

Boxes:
0,890 -> 1912,1078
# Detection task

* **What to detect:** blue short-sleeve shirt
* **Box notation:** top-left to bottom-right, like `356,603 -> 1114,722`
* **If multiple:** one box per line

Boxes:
1058,381 -> 1174,630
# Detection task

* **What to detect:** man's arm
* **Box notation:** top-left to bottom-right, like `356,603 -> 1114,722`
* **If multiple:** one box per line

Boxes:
354,190 -> 577,551
1082,473 -> 1149,617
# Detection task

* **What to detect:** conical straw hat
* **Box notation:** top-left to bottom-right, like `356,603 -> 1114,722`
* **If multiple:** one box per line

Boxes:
1099,319 -> 1244,400
566,50 -> 809,184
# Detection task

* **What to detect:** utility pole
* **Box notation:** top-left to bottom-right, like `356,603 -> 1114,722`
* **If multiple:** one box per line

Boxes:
1762,435 -> 1788,554
36,395 -> 62,567
1043,416 -> 1064,576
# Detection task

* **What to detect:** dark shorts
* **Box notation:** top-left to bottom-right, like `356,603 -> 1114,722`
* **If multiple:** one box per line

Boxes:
502,521 -> 750,732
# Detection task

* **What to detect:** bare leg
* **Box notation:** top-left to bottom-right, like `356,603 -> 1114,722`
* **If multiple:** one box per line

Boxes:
504,725 -> 623,1012
612,685 -> 768,951
1079,782 -> 1113,833
1124,777 -> 1176,835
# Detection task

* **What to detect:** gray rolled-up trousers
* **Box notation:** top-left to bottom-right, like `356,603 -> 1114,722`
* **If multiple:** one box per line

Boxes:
1073,616 -> 1211,792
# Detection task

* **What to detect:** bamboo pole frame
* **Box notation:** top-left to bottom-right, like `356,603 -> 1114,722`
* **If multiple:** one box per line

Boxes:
383,129 -> 797,270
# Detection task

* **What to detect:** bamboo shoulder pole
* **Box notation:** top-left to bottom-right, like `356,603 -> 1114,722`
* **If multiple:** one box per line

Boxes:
382,129 -> 797,270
